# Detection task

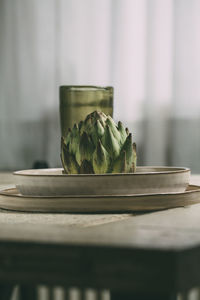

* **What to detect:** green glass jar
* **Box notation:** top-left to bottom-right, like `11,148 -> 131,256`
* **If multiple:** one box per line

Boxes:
59,85 -> 113,137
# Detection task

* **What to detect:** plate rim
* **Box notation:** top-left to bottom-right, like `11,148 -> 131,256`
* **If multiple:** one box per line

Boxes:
0,184 -> 199,199
13,166 -> 191,177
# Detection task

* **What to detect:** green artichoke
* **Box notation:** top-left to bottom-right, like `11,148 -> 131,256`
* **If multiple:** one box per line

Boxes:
61,111 -> 137,174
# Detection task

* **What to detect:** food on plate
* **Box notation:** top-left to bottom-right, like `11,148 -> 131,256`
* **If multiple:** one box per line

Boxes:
61,111 -> 136,174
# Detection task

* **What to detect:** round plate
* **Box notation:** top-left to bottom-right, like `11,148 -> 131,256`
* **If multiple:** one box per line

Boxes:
0,185 -> 199,213
13,167 -> 190,197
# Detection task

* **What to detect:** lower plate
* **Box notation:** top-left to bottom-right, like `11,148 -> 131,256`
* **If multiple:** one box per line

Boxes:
0,185 -> 200,213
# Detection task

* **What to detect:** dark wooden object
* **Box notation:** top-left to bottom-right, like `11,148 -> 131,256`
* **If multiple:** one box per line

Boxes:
18,285 -> 37,300
0,174 -> 200,300
0,284 -> 14,300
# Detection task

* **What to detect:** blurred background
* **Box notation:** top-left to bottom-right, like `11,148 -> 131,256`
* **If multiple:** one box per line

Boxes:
0,0 -> 200,172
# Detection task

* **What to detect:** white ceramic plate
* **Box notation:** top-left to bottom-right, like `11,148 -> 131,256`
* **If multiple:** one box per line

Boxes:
0,185 -> 199,213
13,167 -> 190,197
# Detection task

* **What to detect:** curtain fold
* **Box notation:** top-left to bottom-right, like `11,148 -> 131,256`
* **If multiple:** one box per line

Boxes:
0,0 -> 200,172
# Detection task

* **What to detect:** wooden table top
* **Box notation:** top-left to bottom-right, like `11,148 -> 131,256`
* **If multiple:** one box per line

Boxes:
0,173 -> 200,294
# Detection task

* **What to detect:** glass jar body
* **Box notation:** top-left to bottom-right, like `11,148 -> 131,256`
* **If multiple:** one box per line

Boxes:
59,86 -> 113,137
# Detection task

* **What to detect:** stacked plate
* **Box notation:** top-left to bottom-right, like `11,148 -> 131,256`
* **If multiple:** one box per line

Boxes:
0,166 -> 200,213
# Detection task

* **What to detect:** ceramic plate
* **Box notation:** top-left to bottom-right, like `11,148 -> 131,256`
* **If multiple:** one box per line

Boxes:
13,167 -> 190,197
0,185 -> 199,213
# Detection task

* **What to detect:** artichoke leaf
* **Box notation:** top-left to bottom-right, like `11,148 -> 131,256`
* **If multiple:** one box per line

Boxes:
64,128 -> 71,146
132,142 -> 137,172
121,133 -> 134,172
102,125 -> 120,159
118,121 -> 127,145
112,150 -> 126,173
106,116 -> 121,141
79,131 -> 94,163
91,120 -> 105,145
61,138 -> 79,174
80,160 -> 94,174
92,140 -> 109,174
69,125 -> 80,156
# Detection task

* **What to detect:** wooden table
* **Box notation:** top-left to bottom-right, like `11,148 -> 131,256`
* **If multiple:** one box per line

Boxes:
0,173 -> 200,300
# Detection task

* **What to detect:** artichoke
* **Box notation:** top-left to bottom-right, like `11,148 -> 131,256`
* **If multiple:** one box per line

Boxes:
61,111 -> 137,174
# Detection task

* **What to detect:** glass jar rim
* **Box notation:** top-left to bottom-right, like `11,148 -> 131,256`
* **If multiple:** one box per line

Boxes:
60,85 -> 113,91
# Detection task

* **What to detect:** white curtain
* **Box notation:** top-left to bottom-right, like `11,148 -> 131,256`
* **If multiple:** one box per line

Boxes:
0,0 -> 200,172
